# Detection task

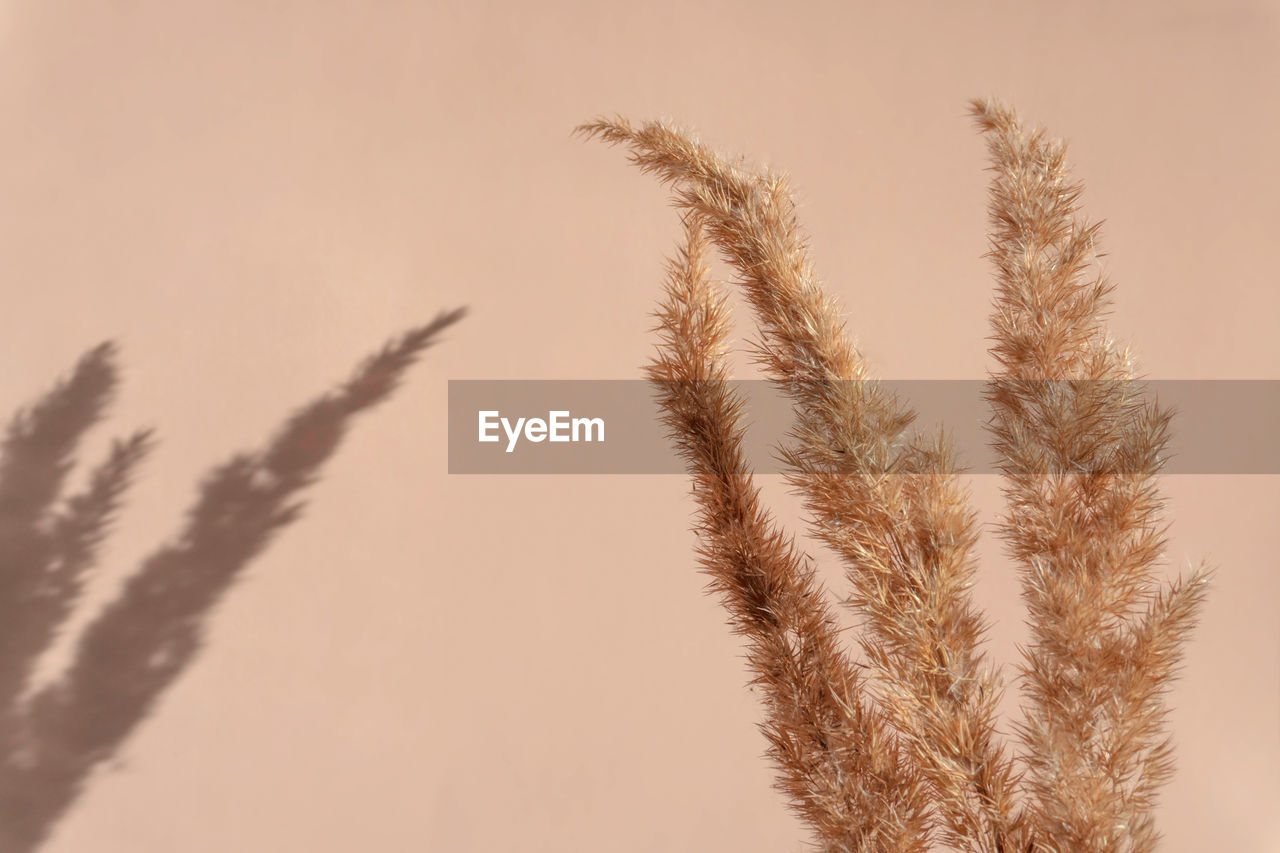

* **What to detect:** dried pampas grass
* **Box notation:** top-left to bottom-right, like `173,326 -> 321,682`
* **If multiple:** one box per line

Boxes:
581,101 -> 1207,853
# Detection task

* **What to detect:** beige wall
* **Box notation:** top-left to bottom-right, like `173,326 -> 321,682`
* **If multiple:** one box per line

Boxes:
0,1 -> 1275,850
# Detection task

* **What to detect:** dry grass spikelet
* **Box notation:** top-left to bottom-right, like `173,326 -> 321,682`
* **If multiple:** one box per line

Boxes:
582,102 -> 1208,853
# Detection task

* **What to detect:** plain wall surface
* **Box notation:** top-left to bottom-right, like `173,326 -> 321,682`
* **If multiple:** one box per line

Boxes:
0,1 -> 1276,850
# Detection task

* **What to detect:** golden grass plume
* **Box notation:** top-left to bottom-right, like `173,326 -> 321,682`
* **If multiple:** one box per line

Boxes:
581,102 -> 1207,853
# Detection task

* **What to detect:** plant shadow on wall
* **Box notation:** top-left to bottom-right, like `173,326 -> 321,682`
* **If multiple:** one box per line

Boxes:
0,307 -> 464,852
581,102 -> 1210,853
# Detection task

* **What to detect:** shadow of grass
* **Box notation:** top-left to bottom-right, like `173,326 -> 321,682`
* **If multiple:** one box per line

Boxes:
0,307 -> 464,851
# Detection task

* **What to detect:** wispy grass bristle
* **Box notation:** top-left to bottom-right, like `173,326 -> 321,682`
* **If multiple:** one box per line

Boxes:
585,102 -> 1207,853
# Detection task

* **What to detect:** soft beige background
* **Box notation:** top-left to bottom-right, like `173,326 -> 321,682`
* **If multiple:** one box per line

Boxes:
1,1 -> 1276,850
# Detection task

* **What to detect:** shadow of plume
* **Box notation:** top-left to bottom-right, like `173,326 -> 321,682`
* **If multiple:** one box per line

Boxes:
0,307 -> 465,851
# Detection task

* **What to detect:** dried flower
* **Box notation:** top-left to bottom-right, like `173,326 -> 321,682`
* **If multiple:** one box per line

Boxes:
583,101 -> 1207,853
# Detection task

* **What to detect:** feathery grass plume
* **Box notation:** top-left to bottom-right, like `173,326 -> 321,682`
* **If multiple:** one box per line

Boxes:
583,104 -> 1208,852
0,307 -> 465,852
647,217 -> 930,852
582,120 -> 1027,853
972,99 -> 1209,852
